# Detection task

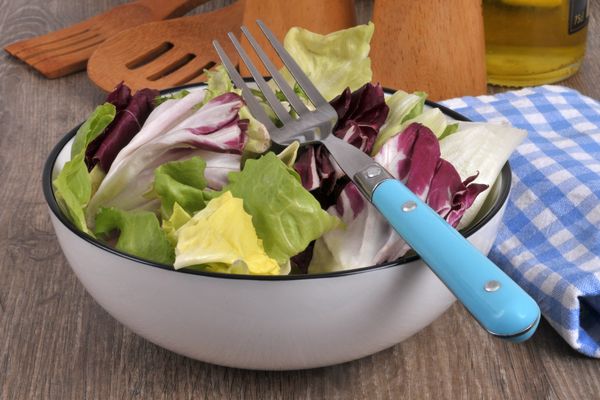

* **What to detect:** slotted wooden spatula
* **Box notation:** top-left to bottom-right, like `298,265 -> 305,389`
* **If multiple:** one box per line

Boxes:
87,1 -> 244,92
4,0 -> 209,79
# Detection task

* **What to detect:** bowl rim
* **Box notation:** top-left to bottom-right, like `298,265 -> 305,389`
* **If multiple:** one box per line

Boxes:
42,83 -> 511,281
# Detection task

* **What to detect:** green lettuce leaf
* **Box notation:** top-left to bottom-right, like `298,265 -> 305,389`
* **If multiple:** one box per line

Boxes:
95,207 -> 174,265
202,66 -> 234,105
402,108 -> 451,138
152,157 -> 208,218
438,122 -> 460,140
53,154 -> 93,235
225,152 -> 339,264
239,106 -> 271,155
282,23 -> 374,101
71,103 -> 117,158
276,141 -> 300,167
53,104 -> 116,234
373,88 -> 460,154
372,90 -> 426,154
154,89 -> 190,106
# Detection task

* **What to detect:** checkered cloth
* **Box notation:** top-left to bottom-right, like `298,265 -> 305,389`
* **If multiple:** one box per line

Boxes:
441,86 -> 600,357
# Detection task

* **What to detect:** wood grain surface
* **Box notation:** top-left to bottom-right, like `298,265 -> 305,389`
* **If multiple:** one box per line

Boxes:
1,1 -> 599,399
370,0 -> 487,100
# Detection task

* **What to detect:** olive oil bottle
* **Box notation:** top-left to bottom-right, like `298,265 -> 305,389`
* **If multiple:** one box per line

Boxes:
483,0 -> 589,86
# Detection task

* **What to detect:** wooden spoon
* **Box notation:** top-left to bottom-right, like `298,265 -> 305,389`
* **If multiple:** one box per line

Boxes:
4,0 -> 209,79
87,1 -> 244,92
370,0 -> 487,100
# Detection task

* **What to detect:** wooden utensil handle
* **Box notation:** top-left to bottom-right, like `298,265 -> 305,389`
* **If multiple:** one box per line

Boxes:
138,0 -> 212,20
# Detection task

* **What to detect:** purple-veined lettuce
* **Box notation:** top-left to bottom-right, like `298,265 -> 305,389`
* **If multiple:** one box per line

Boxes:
371,89 -> 460,155
203,66 -> 271,156
309,123 -> 489,273
86,92 -> 248,224
294,83 -> 389,206
371,89 -> 426,155
439,121 -> 527,229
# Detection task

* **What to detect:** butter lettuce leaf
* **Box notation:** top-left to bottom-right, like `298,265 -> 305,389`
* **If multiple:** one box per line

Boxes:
226,152 -> 339,265
282,23 -> 374,101
163,202 -> 192,246
95,207 -> 174,265
174,191 -> 280,275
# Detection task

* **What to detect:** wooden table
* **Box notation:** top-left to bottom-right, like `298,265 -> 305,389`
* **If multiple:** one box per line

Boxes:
1,1 -> 599,398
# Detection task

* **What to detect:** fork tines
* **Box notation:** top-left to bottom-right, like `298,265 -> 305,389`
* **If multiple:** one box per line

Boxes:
212,20 -> 331,129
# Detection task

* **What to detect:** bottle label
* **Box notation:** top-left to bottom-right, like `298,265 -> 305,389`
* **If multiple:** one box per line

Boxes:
569,0 -> 589,34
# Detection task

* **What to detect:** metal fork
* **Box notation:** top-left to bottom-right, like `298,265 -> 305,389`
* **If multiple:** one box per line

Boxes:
213,20 -> 540,342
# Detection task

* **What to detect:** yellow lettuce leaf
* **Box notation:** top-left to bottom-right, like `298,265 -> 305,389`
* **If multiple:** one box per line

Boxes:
174,191 -> 280,275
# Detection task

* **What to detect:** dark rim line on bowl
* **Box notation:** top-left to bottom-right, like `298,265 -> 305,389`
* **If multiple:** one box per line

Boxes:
42,83 -> 511,281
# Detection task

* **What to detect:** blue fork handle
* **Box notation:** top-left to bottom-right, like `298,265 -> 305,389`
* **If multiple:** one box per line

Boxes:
372,179 -> 540,342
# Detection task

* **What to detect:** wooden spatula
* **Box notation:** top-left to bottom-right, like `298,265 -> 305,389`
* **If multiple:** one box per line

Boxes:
4,0 -> 209,79
87,1 -> 244,92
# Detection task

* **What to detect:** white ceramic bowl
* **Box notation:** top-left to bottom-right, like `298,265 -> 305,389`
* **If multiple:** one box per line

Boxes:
43,88 -> 511,370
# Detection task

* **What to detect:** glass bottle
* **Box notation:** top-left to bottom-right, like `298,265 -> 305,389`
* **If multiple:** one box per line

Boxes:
483,0 -> 589,87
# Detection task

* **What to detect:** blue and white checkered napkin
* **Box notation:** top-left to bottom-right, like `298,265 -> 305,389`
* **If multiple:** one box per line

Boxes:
441,85 -> 600,358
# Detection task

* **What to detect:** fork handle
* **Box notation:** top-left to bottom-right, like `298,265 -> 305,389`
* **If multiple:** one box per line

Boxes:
371,179 -> 540,342
138,0 -> 212,20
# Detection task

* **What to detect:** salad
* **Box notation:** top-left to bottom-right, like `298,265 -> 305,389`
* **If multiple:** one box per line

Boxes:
53,23 -> 526,276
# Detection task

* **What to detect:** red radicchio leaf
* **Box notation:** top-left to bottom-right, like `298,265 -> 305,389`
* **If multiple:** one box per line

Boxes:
376,123 -> 488,227
85,82 -> 132,168
185,93 -> 248,154
331,83 -> 389,153
106,81 -> 132,109
425,160 -> 490,227
393,123 -> 441,198
294,83 -> 389,208
310,123 -> 489,271
290,241 -> 315,274
92,87 -> 159,172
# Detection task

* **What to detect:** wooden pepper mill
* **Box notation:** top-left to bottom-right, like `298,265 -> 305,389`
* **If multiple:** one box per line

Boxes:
240,0 -> 357,75
370,0 -> 488,100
